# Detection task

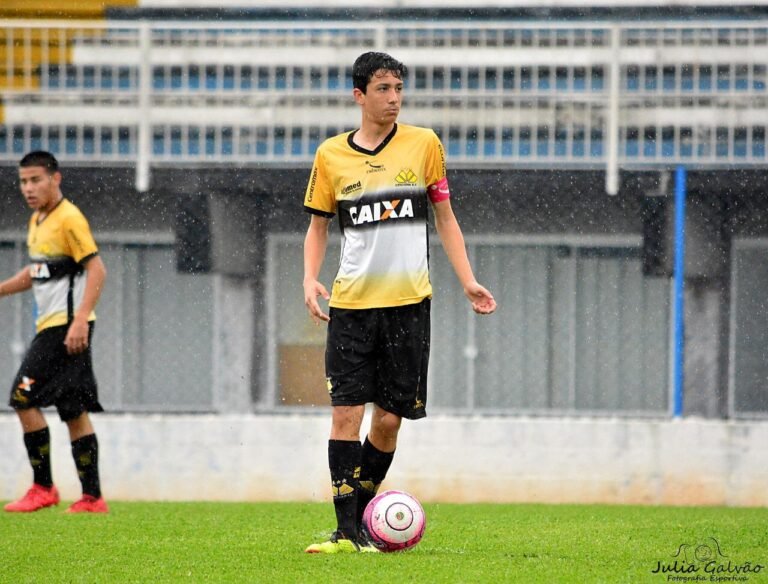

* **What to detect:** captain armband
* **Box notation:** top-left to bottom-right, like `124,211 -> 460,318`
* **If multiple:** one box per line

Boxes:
428,176 -> 451,204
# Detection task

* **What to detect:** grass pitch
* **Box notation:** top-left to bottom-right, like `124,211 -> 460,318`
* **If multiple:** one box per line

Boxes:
1,501 -> 766,583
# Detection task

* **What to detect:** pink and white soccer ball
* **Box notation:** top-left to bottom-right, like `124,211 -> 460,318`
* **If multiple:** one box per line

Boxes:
362,490 -> 426,552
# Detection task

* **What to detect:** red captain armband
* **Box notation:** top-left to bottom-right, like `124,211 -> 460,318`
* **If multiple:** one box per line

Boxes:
428,176 -> 451,204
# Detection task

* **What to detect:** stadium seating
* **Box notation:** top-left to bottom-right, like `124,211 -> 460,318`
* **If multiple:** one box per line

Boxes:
1,18 -> 767,166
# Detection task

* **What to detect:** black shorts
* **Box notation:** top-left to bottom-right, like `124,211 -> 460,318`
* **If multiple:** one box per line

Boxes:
9,322 -> 103,422
325,298 -> 430,420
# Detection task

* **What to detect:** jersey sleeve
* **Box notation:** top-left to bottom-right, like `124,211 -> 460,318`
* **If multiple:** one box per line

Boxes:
63,212 -> 99,263
303,147 -> 336,217
425,130 -> 451,204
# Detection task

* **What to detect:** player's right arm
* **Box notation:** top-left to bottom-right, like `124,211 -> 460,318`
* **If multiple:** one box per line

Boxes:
303,214 -> 332,324
0,267 -> 32,298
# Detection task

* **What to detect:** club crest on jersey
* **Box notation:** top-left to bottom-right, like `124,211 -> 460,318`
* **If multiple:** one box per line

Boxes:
349,199 -> 414,226
30,262 -> 51,279
395,168 -> 418,185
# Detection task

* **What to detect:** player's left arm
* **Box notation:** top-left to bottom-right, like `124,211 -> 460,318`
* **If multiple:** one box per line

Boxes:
432,198 -> 496,315
64,254 -> 106,355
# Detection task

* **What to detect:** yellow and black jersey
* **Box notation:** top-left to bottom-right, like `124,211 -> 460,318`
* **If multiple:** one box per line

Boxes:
27,198 -> 99,332
304,123 -> 448,309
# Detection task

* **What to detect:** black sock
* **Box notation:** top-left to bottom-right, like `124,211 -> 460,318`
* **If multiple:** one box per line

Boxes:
71,434 -> 101,498
328,439 -> 361,540
357,437 -> 395,524
23,428 -> 53,488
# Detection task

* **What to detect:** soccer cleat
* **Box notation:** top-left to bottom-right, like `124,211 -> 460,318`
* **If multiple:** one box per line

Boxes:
4,484 -> 60,512
66,494 -> 109,514
305,531 -> 379,554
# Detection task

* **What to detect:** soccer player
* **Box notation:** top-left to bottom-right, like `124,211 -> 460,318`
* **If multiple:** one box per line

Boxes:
303,52 -> 496,553
1,151 -> 109,514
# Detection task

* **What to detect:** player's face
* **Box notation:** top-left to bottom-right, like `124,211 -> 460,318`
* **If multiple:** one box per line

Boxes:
19,166 -> 61,212
357,70 -> 403,126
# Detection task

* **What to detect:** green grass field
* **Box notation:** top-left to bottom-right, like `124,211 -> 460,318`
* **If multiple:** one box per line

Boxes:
2,501 -> 766,583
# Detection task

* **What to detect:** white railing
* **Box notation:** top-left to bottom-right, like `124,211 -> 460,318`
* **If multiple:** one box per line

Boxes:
1,20 -> 767,192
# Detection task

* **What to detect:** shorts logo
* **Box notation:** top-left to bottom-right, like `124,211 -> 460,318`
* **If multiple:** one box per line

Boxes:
395,169 -> 418,185
30,263 -> 51,279
326,377 -> 333,394
18,376 -> 35,392
349,199 -> 414,226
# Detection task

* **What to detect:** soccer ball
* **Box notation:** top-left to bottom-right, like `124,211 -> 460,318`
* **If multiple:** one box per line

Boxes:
362,490 -> 426,552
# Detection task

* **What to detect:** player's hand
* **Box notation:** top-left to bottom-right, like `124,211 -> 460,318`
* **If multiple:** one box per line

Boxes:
304,279 -> 331,324
64,316 -> 90,354
464,281 -> 497,315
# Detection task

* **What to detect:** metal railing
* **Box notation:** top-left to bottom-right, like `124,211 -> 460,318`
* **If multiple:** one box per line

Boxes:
1,20 -> 767,191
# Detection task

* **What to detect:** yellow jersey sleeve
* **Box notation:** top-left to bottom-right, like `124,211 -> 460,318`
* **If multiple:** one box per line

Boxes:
304,147 -> 336,217
425,130 -> 447,187
62,212 -> 98,263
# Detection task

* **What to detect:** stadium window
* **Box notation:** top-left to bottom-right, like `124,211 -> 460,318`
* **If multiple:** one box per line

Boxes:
734,127 -> 747,157
450,67 -> 463,90
468,68 -> 480,90
753,64 -> 767,90
170,126 -> 182,156
644,66 -> 658,91
309,127 -> 321,155
29,125 -> 43,153
556,67 -> 569,91
275,67 -> 287,90
697,127 -> 712,158
100,66 -> 113,90
519,126 -> 532,156
591,66 -> 604,91
414,68 -> 427,90
625,126 -> 639,157
625,66 -> 639,91
538,67 -> 551,90
573,125 -> 586,157
483,127 -> 496,156
502,68 -> 515,90
221,127 -> 233,156
292,67 -> 305,90
643,126 -> 657,157
118,127 -> 132,155
447,126 -> 461,157
327,67 -> 341,90
662,66 -> 676,91
240,66 -> 253,90
698,65 -> 712,91
485,68 -> 498,90
291,127 -> 303,156
520,67 -> 532,91
735,64 -> 749,91
680,127 -> 693,157
99,128 -> 113,156
752,126 -> 766,157
680,64 -> 694,91
717,65 -> 730,91
310,67 -> 323,90
536,126 -> 550,156
46,126 -> 60,155
501,127 -> 514,156
590,127 -> 604,157
465,127 -> 479,156
555,125 -> 567,156
274,127 -> 286,156
188,127 -> 201,156
661,126 -> 675,157
572,67 -> 586,91
343,67 -> 353,90
152,128 -> 164,156
715,126 -> 729,157
82,126 -> 94,156
223,66 -> 236,90
432,68 -> 445,90
257,67 -> 270,90
152,66 -> 165,90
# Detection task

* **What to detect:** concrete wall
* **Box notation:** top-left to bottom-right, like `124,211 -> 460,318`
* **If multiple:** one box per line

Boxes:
1,413 -> 765,507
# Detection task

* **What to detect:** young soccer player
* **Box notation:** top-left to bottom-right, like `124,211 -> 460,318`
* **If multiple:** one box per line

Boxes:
1,151 -> 109,513
303,52 -> 496,553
